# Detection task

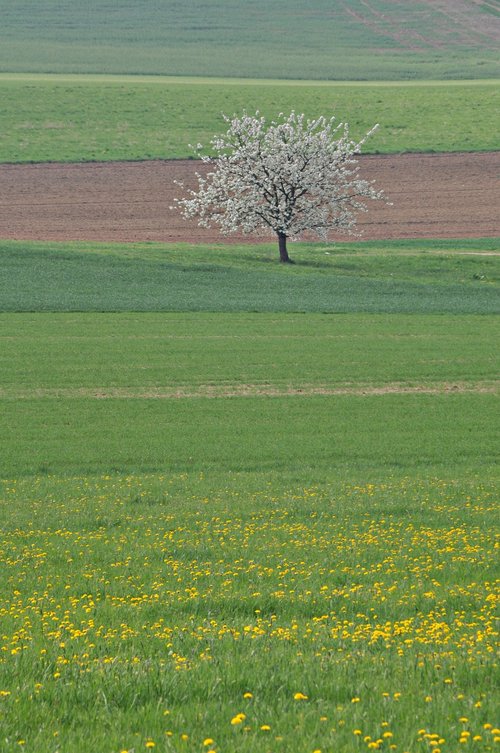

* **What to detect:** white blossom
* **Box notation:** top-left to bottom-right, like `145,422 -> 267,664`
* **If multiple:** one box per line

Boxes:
175,111 -> 387,262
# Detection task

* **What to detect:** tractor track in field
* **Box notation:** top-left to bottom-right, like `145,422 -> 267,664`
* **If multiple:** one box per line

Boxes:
1,381 -> 497,400
0,152 -> 499,244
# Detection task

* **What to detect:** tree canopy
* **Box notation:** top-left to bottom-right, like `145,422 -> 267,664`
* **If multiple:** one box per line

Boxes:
176,111 -> 387,262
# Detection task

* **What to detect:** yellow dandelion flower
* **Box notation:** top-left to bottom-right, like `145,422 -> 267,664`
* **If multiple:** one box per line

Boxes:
351,696 -> 360,703
145,743 -> 155,749
231,713 -> 246,725
261,725 -> 271,731
294,692 -> 308,700
243,692 -> 253,699
203,740 -> 214,747
353,730 -> 362,735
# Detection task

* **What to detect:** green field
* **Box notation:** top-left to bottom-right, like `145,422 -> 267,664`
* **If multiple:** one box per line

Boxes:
0,0 -> 498,80
1,3 -> 499,750
1,307 -> 498,479
0,241 -> 499,750
2,239 -> 499,314
1,240 -> 499,751
1,76 -> 499,162
1,473 -> 498,753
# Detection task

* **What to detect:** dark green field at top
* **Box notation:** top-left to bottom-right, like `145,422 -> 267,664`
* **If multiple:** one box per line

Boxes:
0,0 -> 499,80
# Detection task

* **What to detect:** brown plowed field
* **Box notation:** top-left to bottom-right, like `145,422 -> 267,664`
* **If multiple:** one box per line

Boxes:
1,152 -> 499,243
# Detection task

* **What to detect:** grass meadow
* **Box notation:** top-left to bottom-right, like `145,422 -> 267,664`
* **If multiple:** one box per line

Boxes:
0,475 -> 498,753
0,0 -> 498,80
1,76 -> 499,162
1,3 -> 498,749
0,5 -> 500,740
0,239 -> 499,752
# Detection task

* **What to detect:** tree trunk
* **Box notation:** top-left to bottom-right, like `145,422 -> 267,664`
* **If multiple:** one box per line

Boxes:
278,232 -> 293,263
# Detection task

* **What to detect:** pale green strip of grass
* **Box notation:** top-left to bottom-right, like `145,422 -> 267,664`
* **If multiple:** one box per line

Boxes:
1,73 -> 499,87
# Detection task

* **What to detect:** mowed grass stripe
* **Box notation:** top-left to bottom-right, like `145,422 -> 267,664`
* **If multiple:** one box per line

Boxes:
2,74 -> 500,86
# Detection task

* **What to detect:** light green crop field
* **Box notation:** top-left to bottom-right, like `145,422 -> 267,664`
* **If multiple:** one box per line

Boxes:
0,238 -> 499,751
1,76 -> 499,162
0,0 -> 498,80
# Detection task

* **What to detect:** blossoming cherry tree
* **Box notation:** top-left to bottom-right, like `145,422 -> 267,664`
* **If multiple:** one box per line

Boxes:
175,111 -> 386,263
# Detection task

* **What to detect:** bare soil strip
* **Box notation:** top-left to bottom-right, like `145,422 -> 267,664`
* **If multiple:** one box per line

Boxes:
1,153 -> 499,243
2,381 -> 497,399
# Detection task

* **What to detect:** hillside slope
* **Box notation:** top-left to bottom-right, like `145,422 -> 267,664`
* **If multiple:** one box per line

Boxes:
0,0 -> 498,79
